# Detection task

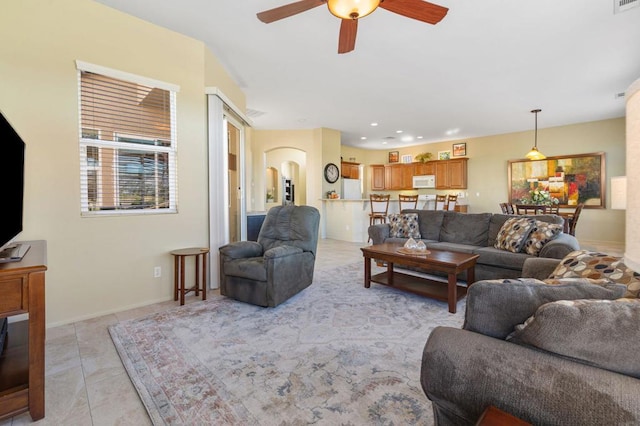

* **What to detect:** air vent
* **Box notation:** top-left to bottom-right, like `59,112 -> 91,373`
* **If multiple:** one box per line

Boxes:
614,0 -> 639,13
615,92 -> 626,99
246,108 -> 266,119
383,136 -> 396,140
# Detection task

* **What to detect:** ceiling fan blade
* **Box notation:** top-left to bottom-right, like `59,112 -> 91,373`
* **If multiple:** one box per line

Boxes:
338,19 -> 358,54
379,0 -> 448,24
257,0 -> 326,23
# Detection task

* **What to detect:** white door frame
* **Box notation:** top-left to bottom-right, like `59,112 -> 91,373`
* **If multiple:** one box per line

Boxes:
206,88 -> 250,289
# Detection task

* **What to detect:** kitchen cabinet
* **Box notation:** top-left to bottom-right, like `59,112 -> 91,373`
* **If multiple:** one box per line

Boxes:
384,164 -> 413,190
372,160 -> 465,190
435,158 -> 468,189
414,161 -> 435,176
341,161 -> 360,179
370,165 -> 385,190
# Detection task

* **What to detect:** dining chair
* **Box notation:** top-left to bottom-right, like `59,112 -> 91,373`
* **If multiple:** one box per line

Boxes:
434,194 -> 447,210
546,204 -> 560,215
446,194 -> 458,211
501,203 -> 515,214
398,194 -> 419,212
568,203 -> 585,236
516,204 -> 547,215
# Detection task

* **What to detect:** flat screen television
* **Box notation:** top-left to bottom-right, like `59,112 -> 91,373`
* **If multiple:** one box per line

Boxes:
0,110 -> 29,262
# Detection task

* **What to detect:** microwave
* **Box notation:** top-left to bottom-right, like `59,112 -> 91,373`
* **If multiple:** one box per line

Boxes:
413,175 -> 435,188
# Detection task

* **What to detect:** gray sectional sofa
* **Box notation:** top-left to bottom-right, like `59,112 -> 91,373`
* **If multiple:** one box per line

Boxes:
421,257 -> 640,425
367,210 -> 580,281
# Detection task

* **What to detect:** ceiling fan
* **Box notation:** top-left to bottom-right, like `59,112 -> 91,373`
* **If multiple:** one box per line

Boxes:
257,0 -> 448,54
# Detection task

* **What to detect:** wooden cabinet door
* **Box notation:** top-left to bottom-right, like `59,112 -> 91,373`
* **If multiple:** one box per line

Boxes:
371,165 -> 385,190
448,159 -> 468,188
435,161 -> 449,189
414,161 -> 435,176
435,159 -> 467,189
342,162 -> 360,179
389,165 -> 404,190
401,164 -> 414,189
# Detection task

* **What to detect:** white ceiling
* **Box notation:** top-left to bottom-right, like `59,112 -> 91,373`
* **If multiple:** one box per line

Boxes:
95,0 -> 640,150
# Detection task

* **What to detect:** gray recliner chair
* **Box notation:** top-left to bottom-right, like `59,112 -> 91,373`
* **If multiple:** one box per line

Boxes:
218,205 -> 320,307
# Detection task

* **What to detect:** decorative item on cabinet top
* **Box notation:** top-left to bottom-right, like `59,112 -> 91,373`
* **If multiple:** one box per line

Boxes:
414,152 -> 433,163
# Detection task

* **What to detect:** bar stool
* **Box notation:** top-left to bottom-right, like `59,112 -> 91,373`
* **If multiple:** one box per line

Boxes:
434,194 -> 447,210
369,194 -> 390,226
399,194 -> 419,212
170,247 -> 209,305
446,194 -> 458,211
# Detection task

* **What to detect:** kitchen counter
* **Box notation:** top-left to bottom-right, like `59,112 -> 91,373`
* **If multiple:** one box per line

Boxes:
320,195 -> 467,243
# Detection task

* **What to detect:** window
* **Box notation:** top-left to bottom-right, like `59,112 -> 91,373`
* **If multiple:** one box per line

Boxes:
77,62 -> 178,215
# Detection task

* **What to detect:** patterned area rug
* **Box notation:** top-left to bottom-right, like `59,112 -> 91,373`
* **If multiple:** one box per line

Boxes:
109,262 -> 465,425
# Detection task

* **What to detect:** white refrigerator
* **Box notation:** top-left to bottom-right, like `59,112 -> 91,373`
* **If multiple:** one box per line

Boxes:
342,178 -> 362,199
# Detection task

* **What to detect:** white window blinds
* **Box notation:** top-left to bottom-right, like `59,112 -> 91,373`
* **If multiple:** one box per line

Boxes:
77,64 -> 178,215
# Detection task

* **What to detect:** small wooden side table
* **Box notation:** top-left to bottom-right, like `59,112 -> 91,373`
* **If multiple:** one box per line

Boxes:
170,247 -> 209,305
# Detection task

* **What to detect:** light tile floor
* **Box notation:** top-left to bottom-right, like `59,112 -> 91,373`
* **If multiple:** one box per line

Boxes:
1,237 -> 621,425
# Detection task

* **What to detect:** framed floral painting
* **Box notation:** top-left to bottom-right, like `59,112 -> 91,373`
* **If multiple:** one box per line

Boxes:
508,152 -> 605,208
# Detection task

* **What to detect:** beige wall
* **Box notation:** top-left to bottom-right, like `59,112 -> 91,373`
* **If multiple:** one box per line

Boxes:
0,0 -> 243,326
354,118 -> 626,246
249,128 -> 337,214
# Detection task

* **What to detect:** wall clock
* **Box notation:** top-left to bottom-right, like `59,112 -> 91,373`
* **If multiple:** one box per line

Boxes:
324,163 -> 339,183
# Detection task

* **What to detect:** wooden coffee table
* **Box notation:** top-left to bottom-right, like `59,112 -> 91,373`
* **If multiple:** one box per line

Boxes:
360,243 -> 479,313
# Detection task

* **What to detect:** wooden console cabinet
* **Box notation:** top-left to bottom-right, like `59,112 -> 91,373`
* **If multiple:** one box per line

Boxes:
0,240 -> 47,421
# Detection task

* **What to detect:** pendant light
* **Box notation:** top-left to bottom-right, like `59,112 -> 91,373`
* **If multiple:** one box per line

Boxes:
525,109 -> 546,160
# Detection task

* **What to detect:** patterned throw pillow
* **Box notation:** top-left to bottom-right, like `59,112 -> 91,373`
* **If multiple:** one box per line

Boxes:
388,213 -> 421,239
548,250 -> 640,298
494,217 -> 536,253
522,220 -> 563,256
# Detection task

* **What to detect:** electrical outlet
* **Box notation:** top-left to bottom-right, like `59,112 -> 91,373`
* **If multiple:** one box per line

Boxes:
154,266 -> 161,278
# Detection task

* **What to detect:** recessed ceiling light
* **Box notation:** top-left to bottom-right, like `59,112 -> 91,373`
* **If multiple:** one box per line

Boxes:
361,136 -> 367,140
401,136 -> 414,142
396,130 -> 403,134
382,141 -> 387,145
417,136 -> 423,139
445,128 -> 460,136
371,122 -> 378,126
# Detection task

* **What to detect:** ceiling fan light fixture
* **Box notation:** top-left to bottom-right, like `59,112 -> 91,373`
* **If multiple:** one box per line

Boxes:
327,0 -> 380,19
525,108 -> 546,160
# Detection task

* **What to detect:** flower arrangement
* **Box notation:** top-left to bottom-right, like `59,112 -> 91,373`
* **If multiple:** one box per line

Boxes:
522,189 -> 559,205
